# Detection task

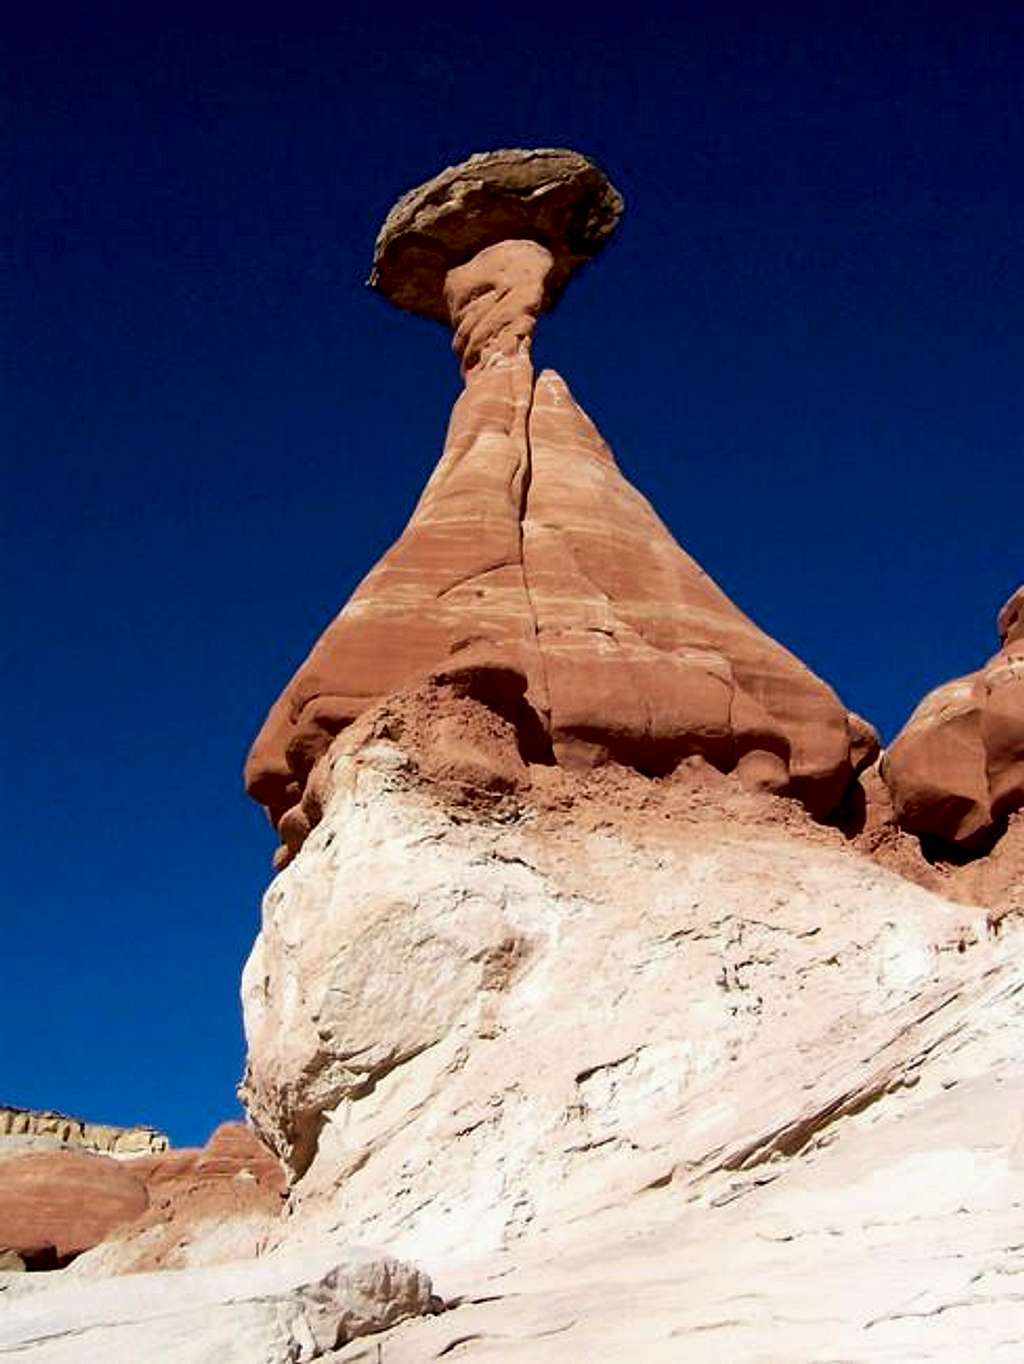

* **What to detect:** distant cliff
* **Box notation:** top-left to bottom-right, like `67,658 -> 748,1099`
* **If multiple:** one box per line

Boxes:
0,1105 -> 167,1157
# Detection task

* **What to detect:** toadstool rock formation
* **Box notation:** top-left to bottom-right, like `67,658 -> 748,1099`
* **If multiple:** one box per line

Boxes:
368,147 -> 623,323
244,148 -> 877,865
9,150 -> 1024,1364
882,585 -> 1024,850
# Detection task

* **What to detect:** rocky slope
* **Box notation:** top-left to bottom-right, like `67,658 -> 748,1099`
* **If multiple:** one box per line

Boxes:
0,1243 -> 433,1363
8,698 -> 1019,1359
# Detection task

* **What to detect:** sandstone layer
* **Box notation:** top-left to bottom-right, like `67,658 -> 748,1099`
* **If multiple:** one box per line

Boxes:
0,1120 -> 284,1275
883,584 -> 1024,850
68,1121 -> 287,1276
0,1243 -> 433,1363
9,717 -> 1021,1356
247,184 -> 876,864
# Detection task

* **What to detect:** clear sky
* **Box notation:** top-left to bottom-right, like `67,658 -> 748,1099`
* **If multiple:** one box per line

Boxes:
5,3 -> 1021,1146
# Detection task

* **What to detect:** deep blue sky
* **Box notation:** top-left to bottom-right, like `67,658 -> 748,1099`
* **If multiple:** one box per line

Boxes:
5,5 -> 1021,1145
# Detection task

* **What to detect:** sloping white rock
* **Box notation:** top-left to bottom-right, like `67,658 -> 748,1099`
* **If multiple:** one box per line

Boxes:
325,949 -> 1024,1361
0,1242 -> 432,1363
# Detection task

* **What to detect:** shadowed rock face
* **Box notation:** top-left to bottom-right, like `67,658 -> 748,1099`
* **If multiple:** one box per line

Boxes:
883,585 -> 1024,850
245,151 -> 876,864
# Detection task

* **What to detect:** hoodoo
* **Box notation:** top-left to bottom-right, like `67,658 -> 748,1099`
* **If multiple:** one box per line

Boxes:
244,148 -> 876,865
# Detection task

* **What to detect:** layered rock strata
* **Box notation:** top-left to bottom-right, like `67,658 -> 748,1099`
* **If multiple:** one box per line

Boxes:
0,1243 -> 433,1363
245,149 -> 876,865
883,585 -> 1024,849
0,1152 -> 149,1270
71,1121 -> 287,1275
0,1121 -> 284,1274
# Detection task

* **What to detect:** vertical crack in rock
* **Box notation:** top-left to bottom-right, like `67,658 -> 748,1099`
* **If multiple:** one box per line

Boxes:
516,367 -> 552,734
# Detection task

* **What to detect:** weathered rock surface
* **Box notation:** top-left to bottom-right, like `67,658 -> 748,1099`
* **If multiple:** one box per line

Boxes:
0,1243 -> 434,1363
0,1151 -> 148,1268
246,167 -> 875,862
883,584 -> 1024,849
369,147 -> 623,322
0,1106 -> 167,1158
236,709 -> 1024,1360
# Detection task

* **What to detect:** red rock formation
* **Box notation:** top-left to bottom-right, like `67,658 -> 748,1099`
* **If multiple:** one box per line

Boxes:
0,1150 -> 148,1268
883,586 -> 1024,850
91,1121 -> 287,1272
245,150 -> 876,863
0,1121 -> 285,1274
129,1120 -> 286,1195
